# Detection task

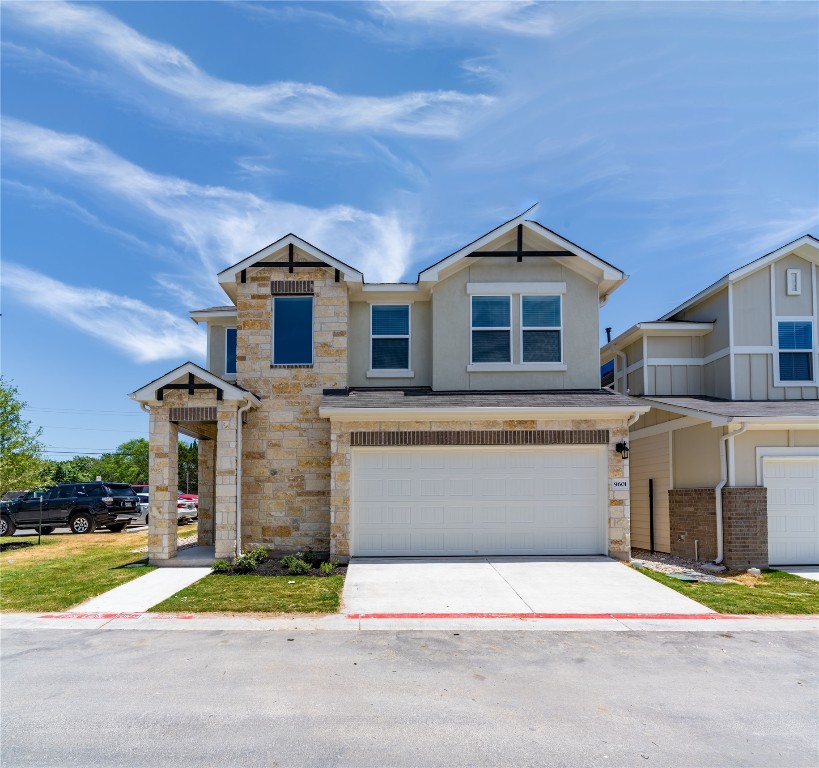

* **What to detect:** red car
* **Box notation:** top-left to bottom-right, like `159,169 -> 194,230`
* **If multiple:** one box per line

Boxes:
131,485 -> 198,509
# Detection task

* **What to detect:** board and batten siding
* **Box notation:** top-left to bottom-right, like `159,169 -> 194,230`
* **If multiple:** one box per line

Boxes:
629,433 -> 671,553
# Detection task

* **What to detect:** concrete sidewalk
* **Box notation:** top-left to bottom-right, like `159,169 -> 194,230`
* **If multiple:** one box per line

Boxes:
343,556 -> 711,616
775,566 -> 819,582
69,568 -> 211,614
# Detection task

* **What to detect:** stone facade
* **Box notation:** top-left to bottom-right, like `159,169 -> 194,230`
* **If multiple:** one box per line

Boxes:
669,487 -> 769,568
329,417 -> 631,561
722,487 -> 768,569
233,264 -> 347,555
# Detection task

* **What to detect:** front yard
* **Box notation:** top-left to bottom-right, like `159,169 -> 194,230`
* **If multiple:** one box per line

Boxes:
0,525 -> 196,612
638,567 -> 819,615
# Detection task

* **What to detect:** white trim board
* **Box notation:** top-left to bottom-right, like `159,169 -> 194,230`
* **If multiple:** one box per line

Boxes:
756,446 -> 819,485
466,282 -> 566,295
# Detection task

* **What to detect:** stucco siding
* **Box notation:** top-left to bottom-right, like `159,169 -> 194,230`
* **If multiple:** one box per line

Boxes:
348,300 -> 432,387
431,258 -> 601,391
672,423 -> 723,488
774,254 -> 814,318
207,322 -> 233,379
630,432 -> 671,552
733,267 -> 772,346
733,429 -> 819,486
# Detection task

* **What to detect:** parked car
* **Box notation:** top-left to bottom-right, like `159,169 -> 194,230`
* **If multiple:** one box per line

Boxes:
127,494 -> 196,526
132,484 -> 148,495
0,482 -> 139,536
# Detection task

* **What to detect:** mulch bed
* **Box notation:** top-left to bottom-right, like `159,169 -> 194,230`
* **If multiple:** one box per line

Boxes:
221,560 -> 348,578
0,542 -> 35,553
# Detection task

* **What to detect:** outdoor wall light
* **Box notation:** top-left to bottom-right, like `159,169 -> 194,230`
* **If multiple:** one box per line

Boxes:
615,441 -> 629,459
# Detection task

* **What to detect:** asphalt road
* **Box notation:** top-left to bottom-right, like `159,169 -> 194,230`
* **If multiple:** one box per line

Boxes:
1,629 -> 817,767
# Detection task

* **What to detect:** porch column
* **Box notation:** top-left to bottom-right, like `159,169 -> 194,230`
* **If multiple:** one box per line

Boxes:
197,437 -> 215,546
148,411 -> 178,562
214,403 -> 238,560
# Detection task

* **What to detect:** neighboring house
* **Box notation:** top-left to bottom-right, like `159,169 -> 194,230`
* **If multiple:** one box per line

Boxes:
130,206 -> 648,564
601,235 -> 819,568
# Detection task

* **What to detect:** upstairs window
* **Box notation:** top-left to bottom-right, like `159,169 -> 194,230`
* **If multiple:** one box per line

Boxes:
273,296 -> 313,365
471,296 -> 511,363
371,305 -> 410,370
521,295 -> 562,363
778,320 -> 813,382
225,327 -> 237,375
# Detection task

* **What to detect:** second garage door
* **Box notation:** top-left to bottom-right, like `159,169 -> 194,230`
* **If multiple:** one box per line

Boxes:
352,446 -> 606,557
764,456 -> 819,565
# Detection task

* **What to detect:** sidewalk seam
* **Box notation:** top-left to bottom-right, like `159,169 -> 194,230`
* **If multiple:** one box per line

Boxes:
485,558 -> 535,614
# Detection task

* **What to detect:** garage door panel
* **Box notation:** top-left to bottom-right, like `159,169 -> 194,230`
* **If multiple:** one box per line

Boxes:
352,447 -> 606,557
765,457 -> 819,565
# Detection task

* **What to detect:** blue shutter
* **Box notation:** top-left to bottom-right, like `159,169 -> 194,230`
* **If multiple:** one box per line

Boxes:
472,296 -> 510,327
372,305 -> 409,336
522,296 -> 560,327
472,330 -> 511,362
778,321 -> 812,350
225,328 -> 237,374
273,297 -> 313,365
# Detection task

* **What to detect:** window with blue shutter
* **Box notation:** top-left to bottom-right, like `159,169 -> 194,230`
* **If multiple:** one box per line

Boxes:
471,296 -> 511,363
273,296 -> 313,365
225,327 -> 237,374
778,320 -> 813,382
521,295 -> 561,363
371,305 -> 410,369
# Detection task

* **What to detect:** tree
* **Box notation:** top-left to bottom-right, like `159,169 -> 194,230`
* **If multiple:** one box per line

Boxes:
0,378 -> 52,495
178,440 -> 198,493
48,455 -> 98,484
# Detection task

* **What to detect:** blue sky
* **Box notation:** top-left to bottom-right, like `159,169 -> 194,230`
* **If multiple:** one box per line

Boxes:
2,1 -> 817,459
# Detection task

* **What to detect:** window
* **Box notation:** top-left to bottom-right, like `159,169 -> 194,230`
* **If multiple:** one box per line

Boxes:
778,320 -> 813,382
273,296 -> 313,365
786,269 -> 802,296
471,296 -> 511,363
225,327 -> 237,375
371,305 -> 410,370
521,295 -> 561,363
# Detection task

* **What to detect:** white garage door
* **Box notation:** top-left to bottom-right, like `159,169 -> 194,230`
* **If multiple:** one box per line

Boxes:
764,457 -> 819,565
352,447 -> 606,557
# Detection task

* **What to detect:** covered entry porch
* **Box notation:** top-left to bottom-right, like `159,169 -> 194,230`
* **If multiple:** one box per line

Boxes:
129,362 -> 260,565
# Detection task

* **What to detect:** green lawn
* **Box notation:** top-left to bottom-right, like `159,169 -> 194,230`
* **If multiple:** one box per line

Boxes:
150,573 -> 345,614
637,567 -> 819,615
0,524 -> 197,612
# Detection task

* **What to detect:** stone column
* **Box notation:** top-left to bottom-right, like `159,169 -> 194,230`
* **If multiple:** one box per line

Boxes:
214,404 -> 238,560
197,437 -> 216,546
148,411 -> 178,563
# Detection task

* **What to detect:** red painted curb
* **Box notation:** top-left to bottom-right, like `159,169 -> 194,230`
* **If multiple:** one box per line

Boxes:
346,612 -> 818,621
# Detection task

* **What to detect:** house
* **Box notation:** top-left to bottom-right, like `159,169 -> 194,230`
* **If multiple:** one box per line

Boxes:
601,235 -> 819,568
130,205 -> 648,565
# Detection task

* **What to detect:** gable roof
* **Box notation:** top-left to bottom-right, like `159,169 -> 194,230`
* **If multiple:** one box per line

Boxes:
217,233 -> 363,302
659,234 -> 819,321
129,361 -> 260,405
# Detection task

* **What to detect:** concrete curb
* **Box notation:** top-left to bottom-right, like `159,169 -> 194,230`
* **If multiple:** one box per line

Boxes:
2,612 -> 817,633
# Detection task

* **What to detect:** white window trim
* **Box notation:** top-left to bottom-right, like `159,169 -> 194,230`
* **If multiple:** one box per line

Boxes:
271,296 -> 314,366
773,315 -> 816,386
470,295 -> 512,365
369,303 -> 412,375
520,294 -> 563,365
224,326 -> 237,379
786,268 -> 802,296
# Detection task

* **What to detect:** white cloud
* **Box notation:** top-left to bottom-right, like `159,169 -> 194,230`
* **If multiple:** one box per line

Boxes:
1,263 -> 206,362
1,117 -> 415,287
4,1 -> 491,137
372,1 -> 556,37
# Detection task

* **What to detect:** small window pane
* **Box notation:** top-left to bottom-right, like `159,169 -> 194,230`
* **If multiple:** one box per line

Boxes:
372,338 -> 409,369
779,352 -> 812,381
778,321 -> 812,350
522,296 -> 560,327
372,305 -> 409,336
472,296 -> 510,328
273,297 -> 313,365
523,330 -> 561,362
472,330 -> 511,362
225,328 -> 237,374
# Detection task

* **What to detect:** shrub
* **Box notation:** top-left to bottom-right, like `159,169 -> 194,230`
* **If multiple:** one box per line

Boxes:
248,546 -> 268,565
212,559 -> 231,574
232,552 -> 258,574
280,554 -> 311,575
302,546 -> 319,566
319,561 -> 336,575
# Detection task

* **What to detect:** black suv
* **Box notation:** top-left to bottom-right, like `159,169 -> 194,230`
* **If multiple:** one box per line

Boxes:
0,482 -> 140,536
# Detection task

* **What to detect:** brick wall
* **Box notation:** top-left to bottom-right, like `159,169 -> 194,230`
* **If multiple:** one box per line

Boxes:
669,489 -> 718,562
722,487 -> 768,569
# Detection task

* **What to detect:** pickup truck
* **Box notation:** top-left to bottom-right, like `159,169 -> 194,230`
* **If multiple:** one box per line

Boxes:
0,482 -> 140,536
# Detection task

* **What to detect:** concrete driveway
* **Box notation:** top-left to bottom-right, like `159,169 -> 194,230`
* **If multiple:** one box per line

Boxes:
342,556 -> 712,615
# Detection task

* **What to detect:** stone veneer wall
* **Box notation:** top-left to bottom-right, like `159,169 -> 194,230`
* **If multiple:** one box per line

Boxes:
329,417 -> 631,561
722,487 -> 768,569
669,487 -> 769,568
234,264 -> 347,554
